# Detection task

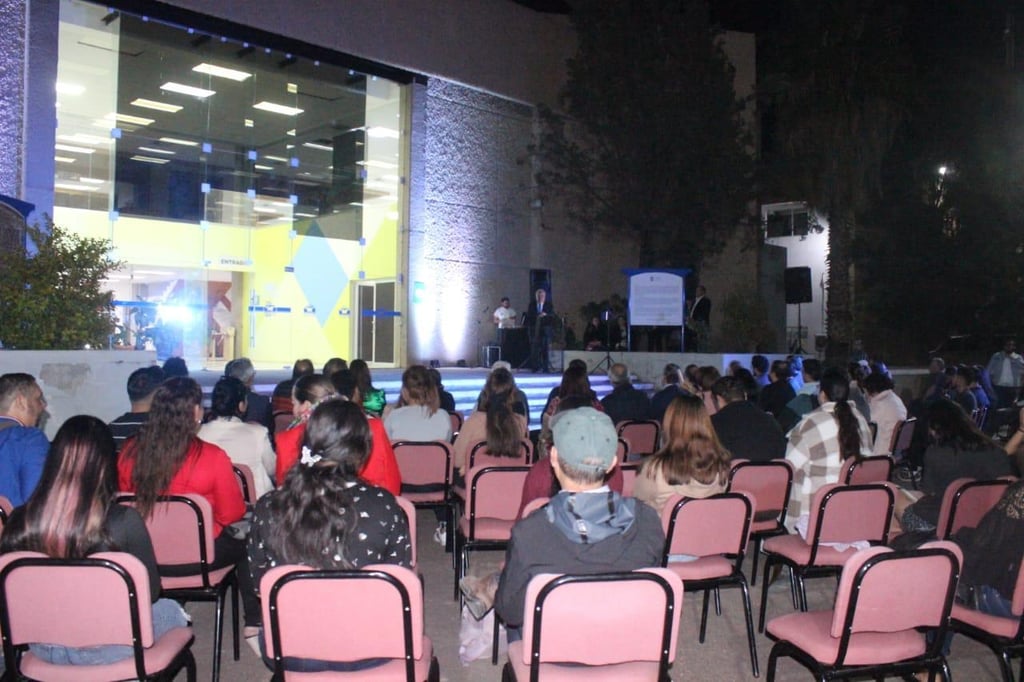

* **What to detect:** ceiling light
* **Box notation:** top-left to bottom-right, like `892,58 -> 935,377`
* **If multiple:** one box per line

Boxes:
254,164 -> 273,170
252,101 -> 304,116
253,206 -> 279,214
244,118 -> 254,128
54,181 -> 98,192
356,160 -> 399,169
263,155 -> 288,163
137,146 -> 175,155
55,82 -> 85,95
54,156 -> 75,163
192,63 -> 252,81
294,212 -> 317,218
158,137 -> 199,147
79,177 -> 105,184
366,126 -> 399,139
302,142 -> 333,151
130,155 -> 171,164
57,133 -> 109,145
107,112 -> 155,126
160,82 -> 216,98
286,129 -> 296,136
54,143 -> 95,154
131,98 -> 183,113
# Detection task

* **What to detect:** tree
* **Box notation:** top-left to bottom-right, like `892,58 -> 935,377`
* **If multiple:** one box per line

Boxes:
759,0 -> 913,361
0,219 -> 120,349
535,0 -> 754,268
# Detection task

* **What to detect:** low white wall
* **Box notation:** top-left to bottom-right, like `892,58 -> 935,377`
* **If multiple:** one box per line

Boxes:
0,350 -> 158,438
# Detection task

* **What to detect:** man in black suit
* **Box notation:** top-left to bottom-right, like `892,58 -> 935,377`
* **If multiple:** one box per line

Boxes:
524,288 -> 554,373
711,376 -> 786,462
690,285 -> 711,351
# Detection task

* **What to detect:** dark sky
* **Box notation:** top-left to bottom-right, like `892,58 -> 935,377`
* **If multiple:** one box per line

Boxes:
508,0 -> 782,32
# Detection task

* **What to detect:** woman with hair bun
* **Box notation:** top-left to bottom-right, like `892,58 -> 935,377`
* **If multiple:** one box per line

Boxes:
199,376 -> 276,499
784,367 -> 873,529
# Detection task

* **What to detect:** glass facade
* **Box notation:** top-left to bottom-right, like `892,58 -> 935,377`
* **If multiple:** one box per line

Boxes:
54,0 -> 405,367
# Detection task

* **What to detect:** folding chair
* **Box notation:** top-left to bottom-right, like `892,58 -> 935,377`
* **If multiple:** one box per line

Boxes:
0,550 -> 196,681
661,492 -> 759,676
454,465 -> 530,602
841,455 -> 894,485
469,440 -> 532,469
232,464 -> 258,505
766,542 -> 962,682
502,569 -> 683,682
448,410 -> 464,442
118,493 -> 239,682
395,494 -> 418,570
617,437 -> 630,463
758,483 -> 894,631
261,564 -> 439,681
393,440 -> 453,550
727,459 -> 794,585
616,420 -> 661,457
621,461 -> 641,498
972,406 -> 989,430
936,477 -> 1015,540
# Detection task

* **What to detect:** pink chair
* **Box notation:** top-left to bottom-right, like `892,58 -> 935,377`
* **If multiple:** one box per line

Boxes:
260,563 -> 439,680
841,455 -> 894,485
616,420 -> 660,457
616,437 -> 629,463
521,496 -> 550,518
765,542 -> 962,682
758,483 -> 894,631
950,546 -> 1024,681
726,459 -> 794,585
118,493 -> 238,682
661,492 -> 759,676
394,495 -> 418,570
620,462 -> 641,498
273,411 -> 293,436
448,410 -> 464,442
936,477 -> 1015,540
502,569 -> 683,682
392,441 -> 453,550
469,440 -> 532,468
0,550 -> 196,681
231,464 -> 258,504
454,465 -> 530,601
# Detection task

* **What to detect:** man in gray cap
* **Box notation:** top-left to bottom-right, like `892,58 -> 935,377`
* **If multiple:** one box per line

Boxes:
494,407 -> 664,640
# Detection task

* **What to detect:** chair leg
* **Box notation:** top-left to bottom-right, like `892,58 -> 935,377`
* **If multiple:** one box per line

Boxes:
491,610 -> 501,665
758,557 -> 773,632
445,503 -> 454,554
185,649 -> 197,682
997,650 -> 1015,682
788,568 -> 799,610
750,538 -> 761,586
213,592 -> 225,682
766,642 -> 782,682
739,578 -> 759,678
231,579 -> 240,661
699,589 -> 711,643
453,534 -> 463,600
797,574 -> 809,612
714,586 -> 722,616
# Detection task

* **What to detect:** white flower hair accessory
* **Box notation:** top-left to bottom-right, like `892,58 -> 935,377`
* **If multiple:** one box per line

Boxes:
300,445 -> 322,467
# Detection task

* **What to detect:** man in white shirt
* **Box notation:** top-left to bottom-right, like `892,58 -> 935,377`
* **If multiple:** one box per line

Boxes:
493,297 -> 518,329
986,339 -> 1024,408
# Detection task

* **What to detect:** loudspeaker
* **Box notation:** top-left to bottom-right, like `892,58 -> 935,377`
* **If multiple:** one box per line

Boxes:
529,268 -> 551,301
784,267 -> 813,304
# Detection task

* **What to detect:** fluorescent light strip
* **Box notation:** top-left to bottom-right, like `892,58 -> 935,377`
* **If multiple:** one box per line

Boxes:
160,82 -> 216,98
79,177 -> 105,185
263,155 -> 288,163
253,164 -> 273,170
131,98 -> 183,113
366,126 -> 399,139
302,142 -> 333,151
192,63 -> 252,81
130,155 -> 171,164
57,133 -> 109,145
253,206 -> 279,214
54,182 -> 98,192
54,156 -> 76,163
55,82 -> 85,95
252,101 -> 304,116
158,137 -> 199,147
356,160 -> 399,169
137,146 -> 176,155
108,113 -> 155,126
294,212 -> 317,218
54,143 -> 94,154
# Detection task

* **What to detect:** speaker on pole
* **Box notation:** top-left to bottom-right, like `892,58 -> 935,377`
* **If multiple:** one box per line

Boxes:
784,267 -> 813,304
529,269 -> 551,301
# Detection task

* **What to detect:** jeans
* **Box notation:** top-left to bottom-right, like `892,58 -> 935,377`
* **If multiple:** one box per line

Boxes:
257,627 -> 387,672
940,584 -> 1013,655
30,598 -> 188,665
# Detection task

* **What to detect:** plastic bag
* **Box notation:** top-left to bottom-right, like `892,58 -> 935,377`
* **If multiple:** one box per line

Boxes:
458,605 -> 505,665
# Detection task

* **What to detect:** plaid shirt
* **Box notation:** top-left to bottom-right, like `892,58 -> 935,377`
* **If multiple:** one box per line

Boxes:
784,401 -> 873,529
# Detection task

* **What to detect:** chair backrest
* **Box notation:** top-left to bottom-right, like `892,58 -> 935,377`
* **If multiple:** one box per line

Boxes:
889,417 -> 917,458
936,477 -> 1014,540
394,495 -> 417,568
616,420 -> 660,457
971,407 -> 988,429
1012,547 -> 1024,617
463,465 -> 530,531
392,440 -> 452,492
806,484 -> 894,556
232,463 -> 258,504
616,438 -> 629,463
118,493 -> 215,577
521,496 -> 550,518
0,550 -> 156,673
261,563 -> 424,679
620,462 -> 641,498
727,459 -> 794,527
661,492 -> 752,563
469,440 -> 531,469
518,569 -> 683,674
448,410 -> 464,438
842,455 -> 894,485
828,542 -> 961,665
273,411 -> 293,435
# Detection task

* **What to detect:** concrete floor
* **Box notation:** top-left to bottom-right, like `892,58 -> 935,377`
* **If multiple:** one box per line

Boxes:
175,506 -> 1007,681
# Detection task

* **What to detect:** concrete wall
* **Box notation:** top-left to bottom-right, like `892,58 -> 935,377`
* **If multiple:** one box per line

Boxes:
0,350 -> 158,438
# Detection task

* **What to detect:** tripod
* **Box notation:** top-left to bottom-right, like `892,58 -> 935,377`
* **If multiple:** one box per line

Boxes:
591,311 -> 615,374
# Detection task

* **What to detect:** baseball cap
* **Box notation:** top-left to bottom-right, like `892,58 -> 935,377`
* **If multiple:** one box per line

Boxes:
551,406 -> 617,473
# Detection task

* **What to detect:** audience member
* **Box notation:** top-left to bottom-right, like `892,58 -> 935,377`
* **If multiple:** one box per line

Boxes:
247,399 -> 410,672
540,365 -> 603,456
759,360 -> 797,424
199,376 -> 276,499
0,373 -> 49,506
329,370 -> 402,495
271,359 -> 315,414
322,357 -> 347,379
923,356 -> 947,402
635,395 -> 731,516
494,407 -> 663,641
383,365 -> 452,442
863,371 -> 907,455
539,359 -> 590,417
161,356 -> 189,379
350,359 -> 386,417
600,363 -> 651,425
847,362 -> 872,422
787,355 -> 805,392
785,368 -> 873,530
108,366 -> 164,452
951,365 -> 979,415
751,354 -> 770,391
986,339 -> 1024,408
650,363 -> 687,423
0,416 -> 188,665
966,365 -> 991,410
429,367 -> 456,413
274,374 -> 336,485
710,376 -> 786,463
117,377 -> 257,633
225,358 -> 272,430
477,361 -> 530,417
453,368 -> 528,477
697,366 -> 721,416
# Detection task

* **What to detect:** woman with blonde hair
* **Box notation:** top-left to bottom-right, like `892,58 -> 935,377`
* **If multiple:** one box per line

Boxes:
634,395 -> 731,515
383,365 -> 452,442
452,367 -> 528,476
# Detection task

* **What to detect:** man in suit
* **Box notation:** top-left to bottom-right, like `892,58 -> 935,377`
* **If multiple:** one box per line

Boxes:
690,285 -> 711,351
524,288 -> 554,373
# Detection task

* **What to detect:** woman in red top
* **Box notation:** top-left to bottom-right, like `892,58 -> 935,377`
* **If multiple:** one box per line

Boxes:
273,374 -> 336,485
117,377 -> 259,632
